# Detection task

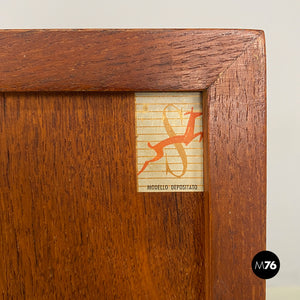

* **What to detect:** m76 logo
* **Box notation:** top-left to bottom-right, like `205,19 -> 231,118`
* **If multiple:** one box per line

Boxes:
254,261 -> 277,270
251,250 -> 280,279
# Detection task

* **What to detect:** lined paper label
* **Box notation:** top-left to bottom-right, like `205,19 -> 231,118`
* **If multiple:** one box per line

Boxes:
135,92 -> 203,192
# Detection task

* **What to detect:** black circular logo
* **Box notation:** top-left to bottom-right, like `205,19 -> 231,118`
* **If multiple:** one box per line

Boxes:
252,250 -> 280,279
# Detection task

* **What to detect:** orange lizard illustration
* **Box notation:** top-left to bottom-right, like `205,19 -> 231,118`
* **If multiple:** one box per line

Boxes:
137,107 -> 203,175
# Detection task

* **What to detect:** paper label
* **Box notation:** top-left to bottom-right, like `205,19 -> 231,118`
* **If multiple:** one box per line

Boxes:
136,93 -> 203,192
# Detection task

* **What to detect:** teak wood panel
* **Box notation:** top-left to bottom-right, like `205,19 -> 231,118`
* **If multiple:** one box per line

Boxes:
0,29 -> 266,300
205,34 -> 266,299
0,92 -> 205,299
0,29 -> 261,92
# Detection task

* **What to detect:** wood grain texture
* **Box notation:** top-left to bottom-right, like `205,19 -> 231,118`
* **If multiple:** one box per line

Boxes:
0,29 -> 261,92
0,92 -> 205,299
0,29 -> 266,299
205,32 -> 266,299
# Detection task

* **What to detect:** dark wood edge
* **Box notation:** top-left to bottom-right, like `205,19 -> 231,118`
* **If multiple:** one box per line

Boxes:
0,29 -> 262,91
203,90 -> 212,300
205,32 -> 266,299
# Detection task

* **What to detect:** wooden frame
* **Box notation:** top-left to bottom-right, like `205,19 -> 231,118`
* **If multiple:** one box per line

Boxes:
0,29 -> 266,299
